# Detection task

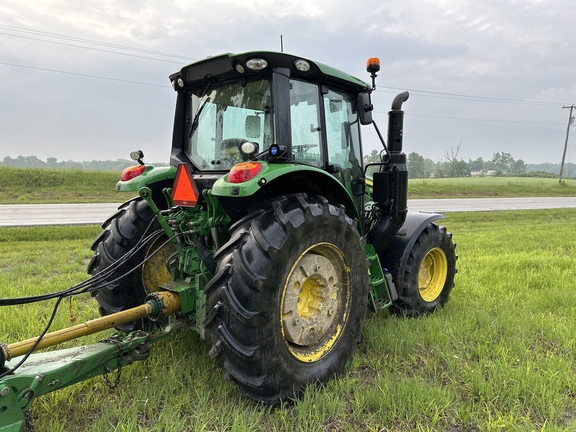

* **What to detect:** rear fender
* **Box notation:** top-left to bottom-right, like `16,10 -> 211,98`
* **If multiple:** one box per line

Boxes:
376,211 -> 445,296
115,165 -> 177,192
211,162 -> 360,224
115,165 -> 177,209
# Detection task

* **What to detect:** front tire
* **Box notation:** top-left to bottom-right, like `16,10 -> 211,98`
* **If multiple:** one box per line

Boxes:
203,194 -> 369,404
392,223 -> 457,316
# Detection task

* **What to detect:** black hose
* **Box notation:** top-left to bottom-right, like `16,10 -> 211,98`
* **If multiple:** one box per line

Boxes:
197,236 -> 217,275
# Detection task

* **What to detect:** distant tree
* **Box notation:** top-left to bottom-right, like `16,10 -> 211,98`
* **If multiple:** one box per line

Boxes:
526,163 -> 560,175
468,157 -> 484,172
434,161 -> 448,178
424,158 -> 436,176
444,143 -> 463,177
510,159 -> 526,174
2,156 -> 16,166
363,149 -> 381,165
453,159 -> 471,177
483,159 -> 496,171
407,152 -> 428,178
490,152 -> 525,175
443,143 -> 469,177
26,156 -> 46,167
491,152 -> 514,175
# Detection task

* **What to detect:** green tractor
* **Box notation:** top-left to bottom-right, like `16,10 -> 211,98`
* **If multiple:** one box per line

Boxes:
86,51 -> 457,402
0,51 -> 457,427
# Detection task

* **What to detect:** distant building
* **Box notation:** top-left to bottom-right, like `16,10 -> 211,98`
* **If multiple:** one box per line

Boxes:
471,170 -> 496,176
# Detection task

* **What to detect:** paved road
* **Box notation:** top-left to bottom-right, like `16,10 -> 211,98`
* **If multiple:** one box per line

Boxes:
1,197 -> 575,227
0,203 -> 121,227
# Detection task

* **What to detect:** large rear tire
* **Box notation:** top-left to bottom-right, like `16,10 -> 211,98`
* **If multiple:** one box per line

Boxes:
392,223 -> 457,316
87,198 -> 175,331
203,194 -> 369,404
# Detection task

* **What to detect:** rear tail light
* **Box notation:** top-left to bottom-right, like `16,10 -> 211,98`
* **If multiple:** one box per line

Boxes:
120,165 -> 146,181
228,162 -> 262,183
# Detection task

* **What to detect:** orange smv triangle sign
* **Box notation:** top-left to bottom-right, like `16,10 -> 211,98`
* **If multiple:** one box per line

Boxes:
171,163 -> 200,207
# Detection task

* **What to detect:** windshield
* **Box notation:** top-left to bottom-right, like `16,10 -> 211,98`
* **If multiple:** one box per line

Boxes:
185,79 -> 274,171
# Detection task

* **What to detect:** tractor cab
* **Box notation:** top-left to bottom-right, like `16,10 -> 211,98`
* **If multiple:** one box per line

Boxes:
168,51 -> 371,220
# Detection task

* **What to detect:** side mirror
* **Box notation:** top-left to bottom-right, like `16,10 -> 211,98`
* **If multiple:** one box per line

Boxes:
358,92 -> 373,125
245,115 -> 261,139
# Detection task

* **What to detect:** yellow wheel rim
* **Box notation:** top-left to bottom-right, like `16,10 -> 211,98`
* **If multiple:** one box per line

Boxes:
418,247 -> 448,302
142,234 -> 176,294
280,243 -> 351,363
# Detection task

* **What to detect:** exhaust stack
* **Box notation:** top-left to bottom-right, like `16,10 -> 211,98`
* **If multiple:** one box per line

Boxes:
387,91 -> 409,153
369,92 -> 410,253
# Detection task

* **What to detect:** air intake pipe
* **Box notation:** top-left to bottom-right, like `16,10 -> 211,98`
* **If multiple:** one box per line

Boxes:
369,91 -> 409,254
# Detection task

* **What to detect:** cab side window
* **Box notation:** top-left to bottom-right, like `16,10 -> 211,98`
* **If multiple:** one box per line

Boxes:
289,80 -> 323,168
323,88 -> 363,183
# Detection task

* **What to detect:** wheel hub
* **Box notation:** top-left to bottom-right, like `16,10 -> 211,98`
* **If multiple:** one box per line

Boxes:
418,247 -> 448,302
282,253 -> 340,347
142,234 -> 176,294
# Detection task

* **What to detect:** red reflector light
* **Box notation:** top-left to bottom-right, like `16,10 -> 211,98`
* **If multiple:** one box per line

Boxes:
120,165 -> 146,181
228,162 -> 262,183
171,163 -> 200,207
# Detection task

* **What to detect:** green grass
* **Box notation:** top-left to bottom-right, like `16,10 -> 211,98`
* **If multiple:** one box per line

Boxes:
1,167 -> 576,204
0,167 -> 134,204
2,210 -> 576,430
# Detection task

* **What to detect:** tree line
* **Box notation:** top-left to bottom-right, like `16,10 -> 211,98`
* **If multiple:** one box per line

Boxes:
0,155 -> 167,171
1,153 -> 573,179
363,149 -> 574,179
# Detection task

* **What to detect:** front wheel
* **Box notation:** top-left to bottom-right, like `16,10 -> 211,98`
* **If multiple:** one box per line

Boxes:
203,194 -> 369,404
392,223 -> 457,316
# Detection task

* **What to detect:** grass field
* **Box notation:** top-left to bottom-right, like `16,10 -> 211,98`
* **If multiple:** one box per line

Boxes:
408,176 -> 576,198
1,209 -> 576,431
1,167 -> 575,204
0,167 -> 133,204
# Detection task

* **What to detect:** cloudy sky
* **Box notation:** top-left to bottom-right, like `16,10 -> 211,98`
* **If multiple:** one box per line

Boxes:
0,0 -> 574,165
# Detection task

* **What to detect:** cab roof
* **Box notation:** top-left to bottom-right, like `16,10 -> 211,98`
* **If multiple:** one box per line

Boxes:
170,51 -> 370,94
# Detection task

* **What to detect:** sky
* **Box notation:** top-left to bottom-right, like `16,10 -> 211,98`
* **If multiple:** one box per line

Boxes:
0,0 -> 575,165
